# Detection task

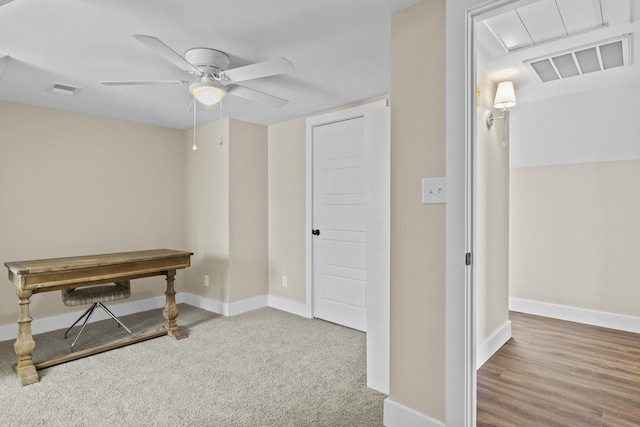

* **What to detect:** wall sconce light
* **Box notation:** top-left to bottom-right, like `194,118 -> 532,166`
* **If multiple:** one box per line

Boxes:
486,81 -> 516,128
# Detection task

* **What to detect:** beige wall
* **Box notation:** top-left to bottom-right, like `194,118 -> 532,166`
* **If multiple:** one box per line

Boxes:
267,118 -> 307,302
228,118 -> 268,302
509,80 -> 640,320
475,73 -> 510,349
0,94 -> 384,325
266,95 -> 389,304
389,0 -> 446,421
184,118 -> 268,304
0,101 -> 185,324
510,160 -> 640,316
183,119 -> 230,301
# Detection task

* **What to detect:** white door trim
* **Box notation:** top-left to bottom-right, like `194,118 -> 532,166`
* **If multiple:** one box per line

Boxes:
446,1 -> 529,424
305,99 -> 389,392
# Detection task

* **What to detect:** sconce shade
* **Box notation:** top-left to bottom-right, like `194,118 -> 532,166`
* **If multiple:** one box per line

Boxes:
189,81 -> 226,105
494,81 -> 516,110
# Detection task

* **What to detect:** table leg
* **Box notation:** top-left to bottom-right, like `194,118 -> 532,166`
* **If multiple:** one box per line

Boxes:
162,269 -> 186,340
13,288 -> 39,386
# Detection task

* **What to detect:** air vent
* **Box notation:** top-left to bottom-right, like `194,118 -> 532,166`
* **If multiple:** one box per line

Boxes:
525,35 -> 631,83
46,82 -> 82,96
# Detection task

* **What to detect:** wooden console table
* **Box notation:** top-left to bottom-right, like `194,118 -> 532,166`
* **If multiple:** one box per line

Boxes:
4,249 -> 193,386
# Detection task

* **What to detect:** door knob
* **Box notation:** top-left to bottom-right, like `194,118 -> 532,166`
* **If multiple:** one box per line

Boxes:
312,229 -> 320,236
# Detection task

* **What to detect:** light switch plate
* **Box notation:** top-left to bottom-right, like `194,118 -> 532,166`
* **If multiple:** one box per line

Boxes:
422,178 -> 446,204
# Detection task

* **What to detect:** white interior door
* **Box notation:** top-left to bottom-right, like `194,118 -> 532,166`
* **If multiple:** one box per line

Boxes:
312,116 -> 367,332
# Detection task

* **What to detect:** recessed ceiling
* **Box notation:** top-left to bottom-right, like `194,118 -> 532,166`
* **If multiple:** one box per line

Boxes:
477,0 -> 639,104
0,0 -> 419,129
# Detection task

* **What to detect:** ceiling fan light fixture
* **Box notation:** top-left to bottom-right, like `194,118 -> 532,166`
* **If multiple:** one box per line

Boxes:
189,81 -> 226,105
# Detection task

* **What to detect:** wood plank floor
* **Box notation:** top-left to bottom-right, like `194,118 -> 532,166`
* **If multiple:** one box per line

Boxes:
477,311 -> 640,426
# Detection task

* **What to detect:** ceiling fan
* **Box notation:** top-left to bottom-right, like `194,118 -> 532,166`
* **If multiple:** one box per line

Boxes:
101,35 -> 294,108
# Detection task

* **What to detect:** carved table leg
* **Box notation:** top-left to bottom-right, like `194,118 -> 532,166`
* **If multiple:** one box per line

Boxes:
13,288 -> 39,386
162,269 -> 186,340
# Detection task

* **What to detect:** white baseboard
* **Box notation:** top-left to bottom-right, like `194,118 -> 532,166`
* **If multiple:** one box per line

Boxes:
267,294 -> 312,318
0,292 -> 273,343
0,292 -> 336,342
0,294 -> 171,342
383,398 -> 445,427
184,293 -> 310,318
510,297 -> 640,334
476,320 -> 511,369
229,295 -> 268,316
181,292 -> 226,315
180,293 -> 268,317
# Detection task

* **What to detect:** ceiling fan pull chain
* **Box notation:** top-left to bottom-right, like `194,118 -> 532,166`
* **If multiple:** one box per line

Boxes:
219,99 -> 223,145
192,98 -> 197,151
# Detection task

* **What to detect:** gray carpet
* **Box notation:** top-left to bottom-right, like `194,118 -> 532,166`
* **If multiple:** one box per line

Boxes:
0,305 -> 385,426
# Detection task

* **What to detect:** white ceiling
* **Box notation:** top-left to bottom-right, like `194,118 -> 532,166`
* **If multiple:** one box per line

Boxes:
477,0 -> 640,105
0,0 -> 418,129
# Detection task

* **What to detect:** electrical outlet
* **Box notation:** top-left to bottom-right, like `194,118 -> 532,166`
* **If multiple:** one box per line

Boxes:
204,275 -> 210,287
282,275 -> 288,288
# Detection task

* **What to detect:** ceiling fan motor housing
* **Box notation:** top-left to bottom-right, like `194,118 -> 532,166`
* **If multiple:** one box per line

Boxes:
185,48 -> 230,76
101,35 -> 292,109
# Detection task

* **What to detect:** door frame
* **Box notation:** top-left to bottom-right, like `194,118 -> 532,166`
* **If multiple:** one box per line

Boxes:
305,99 -> 390,392
447,0 -> 530,424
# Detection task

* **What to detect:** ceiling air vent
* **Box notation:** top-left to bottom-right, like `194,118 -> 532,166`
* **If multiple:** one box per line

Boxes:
46,81 -> 82,96
525,35 -> 631,83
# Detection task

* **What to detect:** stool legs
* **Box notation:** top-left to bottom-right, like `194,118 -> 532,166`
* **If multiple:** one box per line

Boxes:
97,303 -> 132,334
64,303 -> 132,351
64,304 -> 95,339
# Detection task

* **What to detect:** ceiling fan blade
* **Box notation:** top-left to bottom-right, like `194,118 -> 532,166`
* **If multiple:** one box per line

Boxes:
227,85 -> 289,109
132,34 -> 201,75
221,57 -> 294,83
100,80 -> 188,86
